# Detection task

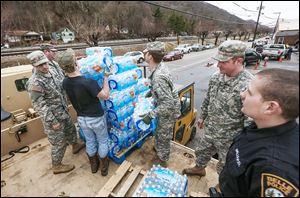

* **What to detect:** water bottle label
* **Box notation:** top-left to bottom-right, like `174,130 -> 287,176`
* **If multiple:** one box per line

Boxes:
109,80 -> 118,90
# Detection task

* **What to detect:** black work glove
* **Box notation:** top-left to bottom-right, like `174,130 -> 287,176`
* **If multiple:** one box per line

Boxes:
145,90 -> 152,98
139,112 -> 153,125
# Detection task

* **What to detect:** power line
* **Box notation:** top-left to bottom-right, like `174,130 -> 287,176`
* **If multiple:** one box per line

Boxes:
232,2 -> 258,13
142,1 -> 255,25
261,13 -> 278,20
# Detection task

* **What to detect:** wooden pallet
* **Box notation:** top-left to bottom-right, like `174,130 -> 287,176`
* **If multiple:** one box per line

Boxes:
109,131 -> 154,164
96,160 -> 147,197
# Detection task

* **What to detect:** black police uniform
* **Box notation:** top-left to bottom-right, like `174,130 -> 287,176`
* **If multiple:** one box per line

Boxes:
219,120 -> 299,197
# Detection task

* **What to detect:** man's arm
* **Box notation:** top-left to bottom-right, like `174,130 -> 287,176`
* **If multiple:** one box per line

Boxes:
29,84 -> 59,129
151,77 -> 175,118
97,76 -> 110,100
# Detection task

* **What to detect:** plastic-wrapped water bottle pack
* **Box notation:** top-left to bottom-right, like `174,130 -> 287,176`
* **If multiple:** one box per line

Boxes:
78,47 -> 157,157
133,165 -> 188,197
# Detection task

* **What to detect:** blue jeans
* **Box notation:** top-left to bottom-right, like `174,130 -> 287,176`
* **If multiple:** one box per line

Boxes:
77,116 -> 109,158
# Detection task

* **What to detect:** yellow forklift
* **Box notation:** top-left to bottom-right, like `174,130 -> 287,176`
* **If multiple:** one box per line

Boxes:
173,82 -> 197,145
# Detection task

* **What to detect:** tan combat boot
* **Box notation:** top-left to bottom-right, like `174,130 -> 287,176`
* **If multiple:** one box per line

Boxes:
182,165 -> 206,176
152,155 -> 168,168
100,156 -> 109,176
52,163 -> 75,174
72,142 -> 85,154
87,153 -> 99,173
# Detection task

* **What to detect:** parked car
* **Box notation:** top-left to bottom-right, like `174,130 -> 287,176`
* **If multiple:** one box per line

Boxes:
204,43 -> 214,49
261,44 -> 287,60
191,43 -> 204,52
123,51 -> 144,63
174,44 -> 191,54
1,43 -> 9,49
163,51 -> 183,61
244,49 -> 262,66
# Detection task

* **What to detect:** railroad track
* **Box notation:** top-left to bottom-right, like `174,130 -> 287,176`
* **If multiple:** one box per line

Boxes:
1,36 -> 198,57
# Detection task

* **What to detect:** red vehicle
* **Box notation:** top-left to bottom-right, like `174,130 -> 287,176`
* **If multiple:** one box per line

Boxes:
163,51 -> 183,61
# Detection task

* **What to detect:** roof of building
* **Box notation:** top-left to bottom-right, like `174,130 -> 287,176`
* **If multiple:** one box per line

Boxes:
4,30 -> 41,36
276,30 -> 299,37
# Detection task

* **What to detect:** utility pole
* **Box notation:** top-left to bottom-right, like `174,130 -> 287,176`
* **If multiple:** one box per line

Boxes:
272,12 -> 281,41
252,1 -> 263,48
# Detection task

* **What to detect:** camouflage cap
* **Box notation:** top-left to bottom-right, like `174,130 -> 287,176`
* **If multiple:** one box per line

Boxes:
213,40 -> 246,62
143,41 -> 165,53
40,44 -> 58,52
27,50 -> 49,67
57,48 -> 76,70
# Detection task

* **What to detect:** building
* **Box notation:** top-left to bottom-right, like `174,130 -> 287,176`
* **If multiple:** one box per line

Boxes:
53,28 -> 75,43
4,31 -> 42,43
274,19 -> 299,46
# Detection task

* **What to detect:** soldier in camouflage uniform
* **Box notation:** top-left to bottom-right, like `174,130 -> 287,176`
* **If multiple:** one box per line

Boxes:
26,51 -> 84,174
40,44 -> 84,153
141,41 -> 181,167
182,40 -> 254,178
40,44 -> 65,83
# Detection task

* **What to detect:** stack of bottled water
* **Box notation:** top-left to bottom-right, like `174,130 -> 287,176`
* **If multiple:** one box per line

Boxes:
77,47 -> 157,159
133,165 -> 188,197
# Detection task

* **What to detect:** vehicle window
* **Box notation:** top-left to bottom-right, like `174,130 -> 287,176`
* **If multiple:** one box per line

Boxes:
180,91 -> 191,117
270,45 -> 284,49
15,78 -> 29,92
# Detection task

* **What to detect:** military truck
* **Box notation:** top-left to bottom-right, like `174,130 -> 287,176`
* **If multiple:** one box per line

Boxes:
1,64 -> 218,197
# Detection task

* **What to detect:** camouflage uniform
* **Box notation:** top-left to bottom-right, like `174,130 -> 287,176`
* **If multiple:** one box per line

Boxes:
48,60 -> 65,84
146,42 -> 181,162
195,40 -> 254,174
26,51 -> 77,165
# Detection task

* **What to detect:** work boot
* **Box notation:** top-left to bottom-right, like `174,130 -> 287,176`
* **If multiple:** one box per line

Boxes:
182,166 -> 206,176
72,142 -> 85,154
52,163 -> 75,174
152,155 -> 167,168
152,146 -> 157,153
215,183 -> 220,193
100,156 -> 109,176
87,153 -> 99,173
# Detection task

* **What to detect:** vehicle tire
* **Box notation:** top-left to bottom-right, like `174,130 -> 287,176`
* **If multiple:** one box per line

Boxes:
138,58 -> 144,63
171,57 -> 174,61
190,126 -> 197,141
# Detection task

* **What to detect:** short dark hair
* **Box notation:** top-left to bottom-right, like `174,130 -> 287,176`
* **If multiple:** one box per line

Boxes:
256,68 -> 299,120
148,50 -> 165,63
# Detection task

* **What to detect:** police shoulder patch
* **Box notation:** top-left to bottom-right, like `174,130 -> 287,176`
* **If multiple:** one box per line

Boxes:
261,173 -> 299,197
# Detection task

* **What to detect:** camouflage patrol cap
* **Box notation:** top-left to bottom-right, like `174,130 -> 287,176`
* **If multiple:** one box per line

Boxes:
27,50 -> 49,67
213,40 -> 247,62
57,48 -> 76,70
143,41 -> 165,53
40,43 -> 58,52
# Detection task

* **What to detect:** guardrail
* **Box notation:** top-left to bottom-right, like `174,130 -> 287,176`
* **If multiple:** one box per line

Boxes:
1,36 -> 198,57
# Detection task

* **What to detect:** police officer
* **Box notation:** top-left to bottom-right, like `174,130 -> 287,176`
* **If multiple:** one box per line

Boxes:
26,51 -> 84,174
182,40 -> 253,178
141,41 -> 181,167
219,68 -> 299,197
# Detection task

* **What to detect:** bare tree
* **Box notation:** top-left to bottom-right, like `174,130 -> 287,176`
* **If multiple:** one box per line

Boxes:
232,32 -> 238,40
212,31 -> 222,46
223,31 -> 232,40
238,31 -> 245,40
194,19 -> 214,45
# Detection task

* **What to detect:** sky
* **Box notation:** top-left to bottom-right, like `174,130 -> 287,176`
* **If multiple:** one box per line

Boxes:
205,1 -> 299,27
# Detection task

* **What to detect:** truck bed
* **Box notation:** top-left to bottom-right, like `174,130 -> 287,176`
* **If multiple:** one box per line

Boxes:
1,136 -> 218,197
